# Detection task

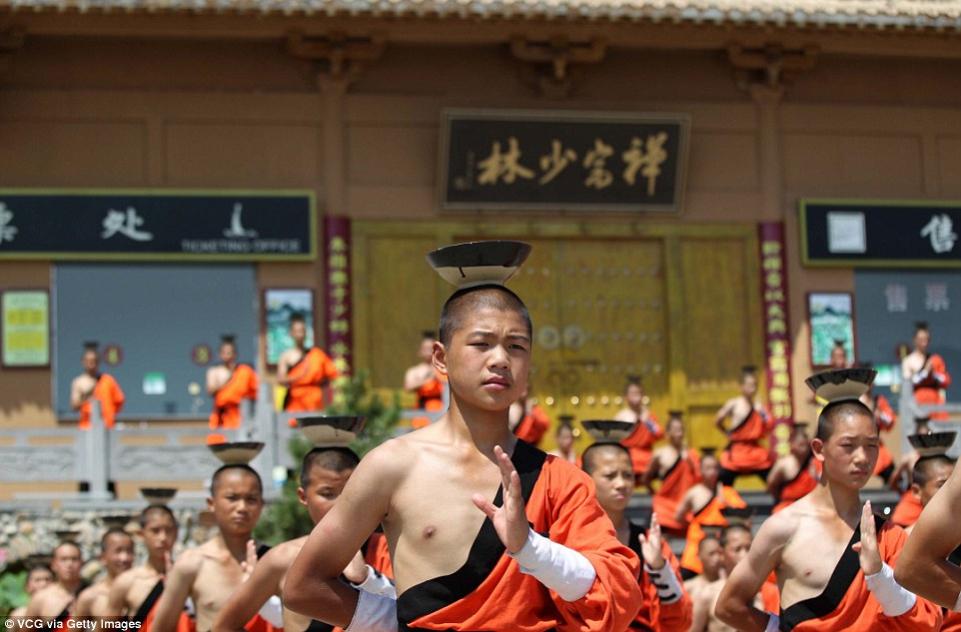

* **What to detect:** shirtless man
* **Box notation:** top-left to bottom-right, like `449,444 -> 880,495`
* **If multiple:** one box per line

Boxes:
546,416 -> 578,464
889,418 -> 931,528
904,450 -> 955,536
73,528 -> 135,618
70,342 -> 125,429
684,536 -> 723,603
715,366 -> 774,486
902,322 -> 951,422
581,442 -> 692,631
105,505 -> 190,631
615,376 -> 664,477
766,424 -> 818,513
207,336 -> 258,432
151,464 -> 266,632
278,314 -> 338,414
213,447 -> 394,632
9,565 -> 53,620
403,331 -> 442,407
283,278 -> 643,630
692,523 -> 756,632
642,411 -> 699,535
25,541 -> 84,622
715,385 -> 942,631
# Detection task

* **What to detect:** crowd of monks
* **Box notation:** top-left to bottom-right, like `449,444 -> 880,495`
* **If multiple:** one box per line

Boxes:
24,237 -> 961,632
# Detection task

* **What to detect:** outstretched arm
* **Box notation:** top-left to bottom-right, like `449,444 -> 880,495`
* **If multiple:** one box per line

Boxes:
897,464 -> 961,610
714,400 -> 733,432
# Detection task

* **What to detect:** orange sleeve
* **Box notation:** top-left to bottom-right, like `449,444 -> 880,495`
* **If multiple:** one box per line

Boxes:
245,365 -> 259,400
363,532 -> 393,580
657,542 -> 692,632
932,355 -> 951,388
650,415 -> 665,441
545,465 -> 644,631
322,351 -> 339,381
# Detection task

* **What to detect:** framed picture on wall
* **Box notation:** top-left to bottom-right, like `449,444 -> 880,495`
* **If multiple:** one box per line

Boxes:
264,288 -> 315,367
1,289 -> 51,368
808,292 -> 856,368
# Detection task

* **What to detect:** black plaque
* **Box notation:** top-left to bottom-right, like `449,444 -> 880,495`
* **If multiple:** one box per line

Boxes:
440,109 -> 689,212
0,190 -> 316,261
801,199 -> 961,268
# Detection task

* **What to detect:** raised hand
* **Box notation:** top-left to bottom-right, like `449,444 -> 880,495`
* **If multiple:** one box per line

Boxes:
472,445 -> 529,554
638,513 -> 666,570
851,501 -> 882,575
240,539 -> 258,582
163,551 -> 173,576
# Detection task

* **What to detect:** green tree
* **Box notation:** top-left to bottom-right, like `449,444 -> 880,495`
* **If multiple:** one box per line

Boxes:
0,570 -> 28,617
254,370 -> 401,545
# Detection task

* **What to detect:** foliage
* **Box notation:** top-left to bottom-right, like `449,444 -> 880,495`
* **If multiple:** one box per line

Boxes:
254,370 -> 401,545
0,570 -> 28,617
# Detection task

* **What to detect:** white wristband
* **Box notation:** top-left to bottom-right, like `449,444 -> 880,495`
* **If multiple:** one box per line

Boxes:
644,563 -> 683,604
345,588 -> 397,632
764,613 -> 780,632
257,595 -> 284,628
865,563 -> 916,617
509,528 -> 597,602
349,565 -> 397,598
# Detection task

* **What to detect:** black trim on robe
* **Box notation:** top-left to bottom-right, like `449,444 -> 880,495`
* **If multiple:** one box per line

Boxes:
779,514 -> 886,631
131,580 -> 165,624
396,440 -> 546,629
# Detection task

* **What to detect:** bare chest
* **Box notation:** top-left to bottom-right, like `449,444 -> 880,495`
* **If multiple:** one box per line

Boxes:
779,519 -> 853,608
192,557 -> 244,628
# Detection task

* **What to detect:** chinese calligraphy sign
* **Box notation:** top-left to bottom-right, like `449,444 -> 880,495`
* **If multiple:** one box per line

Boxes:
441,110 -> 689,212
759,222 -> 794,455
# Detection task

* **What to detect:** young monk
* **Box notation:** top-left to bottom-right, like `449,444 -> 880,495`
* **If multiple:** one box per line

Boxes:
152,463 -> 273,632
74,528 -> 135,617
509,384 -> 551,448
767,423 -> 819,513
279,313 -> 338,415
25,541 -> 84,622
830,340 -> 850,369
71,342 -> 125,429
10,565 -> 54,620
684,536 -> 723,603
691,523 -> 758,632
105,504 -> 194,632
642,411 -> 700,535
677,451 -> 747,578
283,275 -> 643,630
715,373 -> 943,631
615,376 -> 664,478
581,442 -> 692,631
213,447 -> 395,632
404,331 -> 445,412
547,416 -> 578,464
207,336 -> 258,433
889,417 -> 931,528
902,322 -> 951,422
715,366 -> 775,486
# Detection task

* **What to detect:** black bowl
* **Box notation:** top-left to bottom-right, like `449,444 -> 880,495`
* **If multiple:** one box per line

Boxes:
426,240 -> 532,288
581,420 -> 635,442
208,441 -> 265,465
908,431 -> 956,457
140,487 -> 178,504
296,415 -> 366,446
805,368 -> 876,403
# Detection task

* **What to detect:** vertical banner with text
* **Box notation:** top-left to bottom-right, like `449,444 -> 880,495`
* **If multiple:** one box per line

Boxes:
324,216 -> 352,376
759,222 -> 795,456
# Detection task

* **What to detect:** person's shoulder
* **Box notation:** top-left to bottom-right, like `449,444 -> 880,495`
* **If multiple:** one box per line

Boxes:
758,503 -> 802,545
172,546 -> 206,576
612,408 -> 635,422
265,537 -> 306,566
31,584 -> 58,605
357,435 -> 418,480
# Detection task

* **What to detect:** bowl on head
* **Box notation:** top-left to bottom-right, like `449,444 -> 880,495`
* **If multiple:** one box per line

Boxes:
296,415 -> 366,447
139,487 -> 178,505
427,240 -> 532,289
208,441 -> 265,465
805,367 -> 877,404
581,419 -> 635,442
908,431 -> 957,457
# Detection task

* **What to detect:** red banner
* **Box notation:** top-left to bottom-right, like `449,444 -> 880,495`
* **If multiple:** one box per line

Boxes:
324,216 -> 352,376
758,222 -> 794,455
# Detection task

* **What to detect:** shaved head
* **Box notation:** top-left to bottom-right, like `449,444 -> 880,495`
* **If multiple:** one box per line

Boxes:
211,464 -> 263,496
816,400 -> 875,442
439,285 -> 532,346
914,454 -> 956,486
581,442 -> 631,475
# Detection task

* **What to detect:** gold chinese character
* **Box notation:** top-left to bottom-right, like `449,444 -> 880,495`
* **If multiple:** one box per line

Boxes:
765,289 -> 785,303
329,319 -> 350,334
775,404 -> 793,417
330,341 -> 350,357
330,237 -> 347,253
768,318 -> 786,334
767,304 -> 785,320
328,254 -> 348,270
770,357 -> 788,372
583,139 -> 614,189
334,357 -> 350,373
538,140 -> 577,185
763,256 -> 783,272
331,287 -> 348,302
622,132 -> 668,195
770,387 -> 789,403
766,272 -> 782,288
769,340 -> 786,355
331,303 -> 348,318
329,271 -> 348,287
762,241 -> 782,256
478,137 -> 535,185
773,372 -> 790,387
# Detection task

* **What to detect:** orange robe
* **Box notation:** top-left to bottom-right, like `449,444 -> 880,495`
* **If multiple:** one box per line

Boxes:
874,394 -> 897,478
680,486 -> 747,575
628,521 -> 692,631
772,454 -> 819,514
652,448 -> 700,534
411,372 -> 446,430
209,364 -> 258,430
79,373 -> 125,429
514,405 -> 551,447
283,348 -> 338,412
761,580 -> 780,613
913,354 -> 951,422
363,531 -> 394,580
720,402 -> 774,474
779,517 -> 942,631
891,491 -> 923,528
131,579 -> 195,632
621,413 -> 664,476
396,441 -> 643,631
